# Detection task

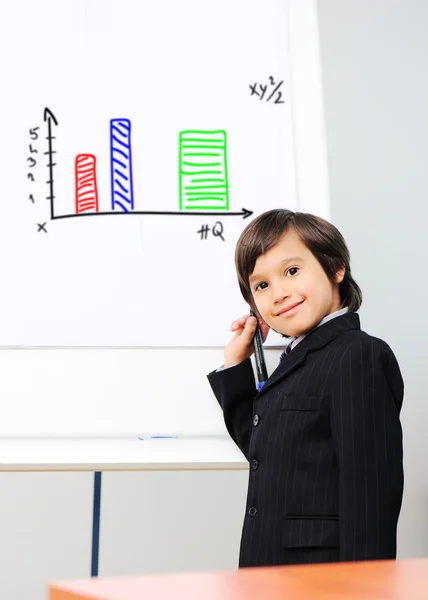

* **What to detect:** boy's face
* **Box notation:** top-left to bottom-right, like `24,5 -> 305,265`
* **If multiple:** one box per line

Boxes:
249,229 -> 345,338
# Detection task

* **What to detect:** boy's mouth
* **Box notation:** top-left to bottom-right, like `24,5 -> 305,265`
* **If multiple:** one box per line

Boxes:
276,301 -> 304,317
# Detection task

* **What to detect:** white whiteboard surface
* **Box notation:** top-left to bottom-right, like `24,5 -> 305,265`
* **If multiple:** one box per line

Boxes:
0,437 -> 247,471
0,347 -> 282,437
0,0 -> 328,347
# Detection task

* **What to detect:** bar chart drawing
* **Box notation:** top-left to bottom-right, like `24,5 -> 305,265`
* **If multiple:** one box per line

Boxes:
75,154 -> 99,214
110,118 -> 134,212
179,130 -> 230,211
41,108 -> 252,222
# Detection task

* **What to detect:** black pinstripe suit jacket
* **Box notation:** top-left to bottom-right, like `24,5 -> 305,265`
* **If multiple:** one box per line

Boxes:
207,313 -> 404,568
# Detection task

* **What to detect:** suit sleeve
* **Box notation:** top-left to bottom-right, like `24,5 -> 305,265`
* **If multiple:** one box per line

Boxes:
207,358 -> 257,460
329,337 -> 404,561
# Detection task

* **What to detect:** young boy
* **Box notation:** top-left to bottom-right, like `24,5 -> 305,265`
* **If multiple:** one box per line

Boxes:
208,209 -> 403,568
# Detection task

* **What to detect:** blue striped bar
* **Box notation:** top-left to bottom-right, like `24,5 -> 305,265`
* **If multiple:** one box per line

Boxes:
110,119 -> 134,211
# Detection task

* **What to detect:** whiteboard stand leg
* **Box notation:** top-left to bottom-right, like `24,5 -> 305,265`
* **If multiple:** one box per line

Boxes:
91,472 -> 102,577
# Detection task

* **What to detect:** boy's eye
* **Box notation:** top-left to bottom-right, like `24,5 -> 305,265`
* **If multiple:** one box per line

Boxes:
255,282 -> 268,291
286,267 -> 299,276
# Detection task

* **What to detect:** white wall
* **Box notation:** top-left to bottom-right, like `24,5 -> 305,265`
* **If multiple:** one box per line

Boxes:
317,0 -> 428,558
0,473 -> 92,600
99,470 -> 249,576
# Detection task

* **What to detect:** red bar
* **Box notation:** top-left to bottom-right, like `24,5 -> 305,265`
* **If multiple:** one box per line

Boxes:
75,154 -> 99,214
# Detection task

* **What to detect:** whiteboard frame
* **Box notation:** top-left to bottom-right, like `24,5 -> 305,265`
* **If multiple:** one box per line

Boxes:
286,0 -> 330,221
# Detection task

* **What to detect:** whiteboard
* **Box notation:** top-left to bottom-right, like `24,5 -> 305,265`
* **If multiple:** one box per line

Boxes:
0,0 -> 328,347
0,0 -> 328,440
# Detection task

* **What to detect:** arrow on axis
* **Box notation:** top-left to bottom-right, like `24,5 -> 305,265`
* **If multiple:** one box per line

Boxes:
44,107 -> 59,220
52,208 -> 253,221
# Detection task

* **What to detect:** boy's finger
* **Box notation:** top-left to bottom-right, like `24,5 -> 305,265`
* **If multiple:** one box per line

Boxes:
240,316 -> 257,340
231,316 -> 255,340
230,314 -> 251,331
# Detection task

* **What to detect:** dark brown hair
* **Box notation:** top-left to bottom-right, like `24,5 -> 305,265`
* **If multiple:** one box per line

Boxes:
235,209 -> 362,314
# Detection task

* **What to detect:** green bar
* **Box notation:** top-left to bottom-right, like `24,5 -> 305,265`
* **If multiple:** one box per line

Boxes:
179,130 -> 230,211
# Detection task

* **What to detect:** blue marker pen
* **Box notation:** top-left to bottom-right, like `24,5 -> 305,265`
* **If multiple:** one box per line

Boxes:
250,310 -> 268,391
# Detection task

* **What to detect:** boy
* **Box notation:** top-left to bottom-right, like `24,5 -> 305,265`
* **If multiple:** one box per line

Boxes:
208,209 -> 403,568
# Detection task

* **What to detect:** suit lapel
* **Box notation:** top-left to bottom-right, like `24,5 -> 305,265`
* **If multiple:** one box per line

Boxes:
257,312 -> 361,397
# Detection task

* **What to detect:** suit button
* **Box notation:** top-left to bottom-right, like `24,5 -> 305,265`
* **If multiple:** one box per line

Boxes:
251,459 -> 259,470
253,414 -> 260,426
248,507 -> 258,517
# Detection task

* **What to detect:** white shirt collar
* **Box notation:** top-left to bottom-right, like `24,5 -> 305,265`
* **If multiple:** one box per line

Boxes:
286,306 -> 349,351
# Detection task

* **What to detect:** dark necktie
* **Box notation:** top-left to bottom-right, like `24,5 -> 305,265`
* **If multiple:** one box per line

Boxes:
279,340 -> 294,363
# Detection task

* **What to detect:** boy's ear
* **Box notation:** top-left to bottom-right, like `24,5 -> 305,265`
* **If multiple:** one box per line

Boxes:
335,266 -> 346,284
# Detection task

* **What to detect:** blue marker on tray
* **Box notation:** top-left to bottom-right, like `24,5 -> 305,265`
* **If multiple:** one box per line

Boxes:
250,310 -> 268,391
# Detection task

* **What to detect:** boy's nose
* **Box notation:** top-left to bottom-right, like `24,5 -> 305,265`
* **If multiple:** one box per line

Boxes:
272,284 -> 290,304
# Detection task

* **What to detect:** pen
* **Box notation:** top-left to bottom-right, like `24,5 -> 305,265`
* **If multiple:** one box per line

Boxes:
250,310 -> 268,391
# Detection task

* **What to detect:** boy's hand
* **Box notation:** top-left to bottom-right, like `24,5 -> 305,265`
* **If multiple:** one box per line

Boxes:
224,314 -> 270,368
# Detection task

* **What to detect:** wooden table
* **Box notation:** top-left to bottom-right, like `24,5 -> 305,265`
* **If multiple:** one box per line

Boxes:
49,558 -> 428,599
